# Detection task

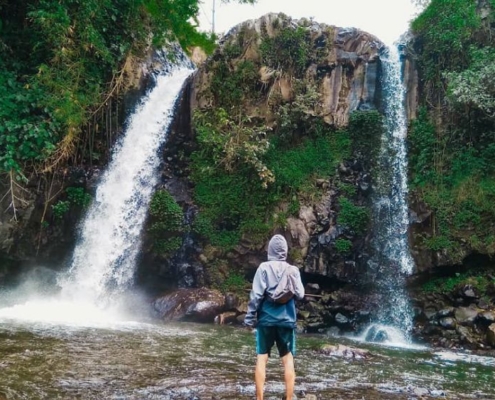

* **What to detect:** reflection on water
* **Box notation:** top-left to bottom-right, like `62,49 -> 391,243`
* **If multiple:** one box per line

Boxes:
0,320 -> 494,400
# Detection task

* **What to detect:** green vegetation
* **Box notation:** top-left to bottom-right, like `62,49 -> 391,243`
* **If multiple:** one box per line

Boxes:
259,25 -> 311,76
190,14 -> 380,252
210,60 -> 260,108
334,238 -> 353,255
191,108 -> 352,250
408,1 -> 495,259
52,201 -> 70,220
51,186 -> 91,220
338,198 -> 369,233
148,190 -> 184,256
220,272 -> 248,294
66,187 -> 92,207
0,0 -> 256,179
422,271 -> 495,294
347,110 -> 383,156
411,0 -> 480,83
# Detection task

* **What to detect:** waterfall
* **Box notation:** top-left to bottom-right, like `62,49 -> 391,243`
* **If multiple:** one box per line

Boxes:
59,59 -> 193,306
366,44 -> 414,342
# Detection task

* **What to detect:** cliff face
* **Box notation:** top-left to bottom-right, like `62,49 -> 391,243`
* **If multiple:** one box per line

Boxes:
192,14 -> 383,127
182,13 -> 386,282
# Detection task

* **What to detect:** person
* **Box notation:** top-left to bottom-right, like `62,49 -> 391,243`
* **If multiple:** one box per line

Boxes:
244,234 -> 305,400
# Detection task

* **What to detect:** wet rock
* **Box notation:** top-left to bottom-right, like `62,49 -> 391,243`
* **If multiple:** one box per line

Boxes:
456,326 -> 476,345
460,285 -> 478,299
224,292 -> 239,310
152,288 -> 225,323
319,344 -> 371,359
478,298 -> 490,310
437,307 -> 454,318
439,317 -> 456,330
335,313 -> 349,325
236,313 -> 246,325
486,323 -> 495,347
479,311 -> 495,324
454,306 -> 479,326
423,307 -> 437,320
305,283 -> 320,294
326,326 -> 341,337
298,310 -> 311,320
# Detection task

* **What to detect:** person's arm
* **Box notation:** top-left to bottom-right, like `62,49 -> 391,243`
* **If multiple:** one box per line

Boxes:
244,267 -> 267,327
294,268 -> 305,301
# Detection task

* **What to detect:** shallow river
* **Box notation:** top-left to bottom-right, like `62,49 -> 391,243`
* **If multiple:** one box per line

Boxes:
0,319 -> 494,400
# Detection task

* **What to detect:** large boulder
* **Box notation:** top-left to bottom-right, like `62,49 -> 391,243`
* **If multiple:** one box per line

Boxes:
152,288 -> 225,323
486,323 -> 495,347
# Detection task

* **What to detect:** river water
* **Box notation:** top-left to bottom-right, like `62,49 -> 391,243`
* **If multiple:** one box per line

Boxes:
0,318 -> 494,400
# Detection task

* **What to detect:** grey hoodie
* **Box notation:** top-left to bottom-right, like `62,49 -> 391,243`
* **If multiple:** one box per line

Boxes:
244,235 -> 305,327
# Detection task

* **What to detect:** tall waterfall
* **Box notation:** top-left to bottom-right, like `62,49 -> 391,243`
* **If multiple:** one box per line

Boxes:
365,44 -> 414,342
59,58 -> 193,305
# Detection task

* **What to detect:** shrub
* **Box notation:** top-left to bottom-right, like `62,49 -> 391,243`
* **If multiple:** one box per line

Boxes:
221,273 -> 248,294
338,198 -> 369,233
259,26 -> 311,76
51,186 -> 91,220
334,238 -> 352,255
52,201 -> 70,219
149,190 -> 184,256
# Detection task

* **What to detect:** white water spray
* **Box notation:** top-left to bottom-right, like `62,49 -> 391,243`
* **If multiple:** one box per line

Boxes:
365,44 -> 415,343
0,57 -> 193,325
60,63 -> 193,304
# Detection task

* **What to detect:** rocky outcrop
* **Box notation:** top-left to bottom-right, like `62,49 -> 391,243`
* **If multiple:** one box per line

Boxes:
412,284 -> 495,349
192,13 -> 384,128
152,288 -> 226,322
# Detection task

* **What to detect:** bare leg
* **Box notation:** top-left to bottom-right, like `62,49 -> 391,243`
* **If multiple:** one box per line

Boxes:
281,352 -> 295,400
255,354 -> 268,400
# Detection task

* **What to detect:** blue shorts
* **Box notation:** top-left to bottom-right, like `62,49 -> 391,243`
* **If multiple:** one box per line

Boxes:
256,326 -> 296,357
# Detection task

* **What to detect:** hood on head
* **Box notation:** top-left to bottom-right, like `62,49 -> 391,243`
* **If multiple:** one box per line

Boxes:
267,234 -> 288,261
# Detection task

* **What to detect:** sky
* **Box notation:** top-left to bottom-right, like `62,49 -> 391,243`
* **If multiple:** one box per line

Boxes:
197,0 -> 421,46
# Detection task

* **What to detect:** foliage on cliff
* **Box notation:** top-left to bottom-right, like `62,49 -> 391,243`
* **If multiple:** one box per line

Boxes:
409,0 -> 495,261
0,0 -> 258,179
190,16 -> 382,251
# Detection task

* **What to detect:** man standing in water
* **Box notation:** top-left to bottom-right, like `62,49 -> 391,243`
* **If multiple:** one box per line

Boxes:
244,234 -> 305,400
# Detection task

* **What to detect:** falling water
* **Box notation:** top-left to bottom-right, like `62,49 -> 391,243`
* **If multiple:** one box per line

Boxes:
0,56 -> 193,325
59,59 -> 193,306
365,44 -> 414,343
